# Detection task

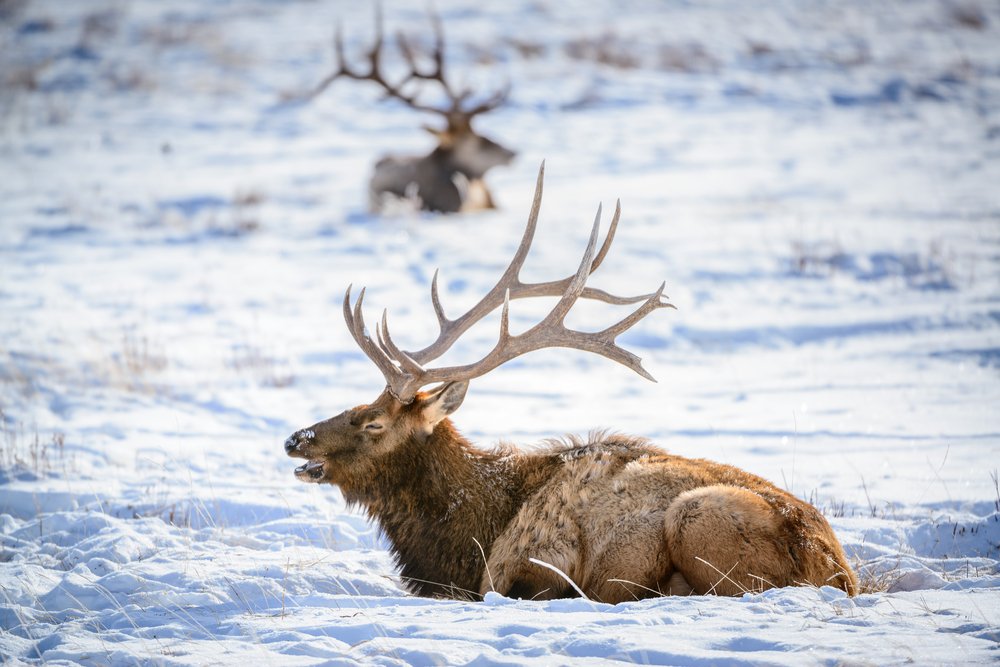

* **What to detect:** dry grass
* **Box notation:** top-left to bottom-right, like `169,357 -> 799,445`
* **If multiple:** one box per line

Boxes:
111,328 -> 168,393
808,487 -> 900,521
229,340 -> 294,388
789,239 -> 848,277
156,188 -> 265,237
562,31 -> 721,73
854,557 -> 904,594
658,43 -> 718,73
948,2 -> 988,30
118,329 -> 168,377
505,37 -> 546,60
991,469 -> 999,514
224,188 -> 265,235
789,238 -> 958,290
4,324 -> 170,398
564,32 -> 640,70
0,407 -> 71,479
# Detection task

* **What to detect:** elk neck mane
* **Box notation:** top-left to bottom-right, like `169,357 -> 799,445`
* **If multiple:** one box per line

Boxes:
343,417 -> 524,598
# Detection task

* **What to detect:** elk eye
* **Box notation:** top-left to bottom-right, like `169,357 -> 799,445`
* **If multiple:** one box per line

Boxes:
364,423 -> 383,431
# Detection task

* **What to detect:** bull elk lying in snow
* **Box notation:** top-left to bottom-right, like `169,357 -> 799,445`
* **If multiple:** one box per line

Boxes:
307,8 -> 515,214
284,165 -> 858,602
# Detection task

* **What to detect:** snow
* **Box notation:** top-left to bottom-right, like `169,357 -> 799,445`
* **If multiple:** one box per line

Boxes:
2,0 -> 999,664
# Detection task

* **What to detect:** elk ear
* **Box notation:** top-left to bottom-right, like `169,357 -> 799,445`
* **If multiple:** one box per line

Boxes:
418,381 -> 468,432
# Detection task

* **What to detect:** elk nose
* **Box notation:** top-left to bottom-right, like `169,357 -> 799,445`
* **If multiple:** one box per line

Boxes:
285,429 -> 316,455
285,431 -> 305,454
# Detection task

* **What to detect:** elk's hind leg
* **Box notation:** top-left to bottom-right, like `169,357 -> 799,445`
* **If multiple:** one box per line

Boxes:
664,485 -> 797,596
584,514 -> 675,603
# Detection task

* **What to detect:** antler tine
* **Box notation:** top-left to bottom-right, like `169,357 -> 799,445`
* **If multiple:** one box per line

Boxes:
420,278 -> 668,388
499,289 -> 512,343
387,7 -> 465,114
342,162 -> 672,399
351,287 -> 368,341
462,82 -> 512,118
394,7 -> 505,117
378,310 -> 425,376
429,269 -> 450,327
394,32 -> 430,78
515,196 -> 653,305
303,24 -> 349,100
518,231 -> 670,383
495,158 -> 546,292
406,163 -> 657,365
600,282 -> 675,338
369,2 -> 385,67
429,9 -> 453,99
592,199 -> 620,272
410,265 -> 667,389
538,203 -> 603,328
342,284 -> 362,345
303,4 -> 511,120
406,161 -> 546,364
343,286 -> 414,396
585,282 -> 675,382
396,31 -> 420,75
305,4 -> 456,116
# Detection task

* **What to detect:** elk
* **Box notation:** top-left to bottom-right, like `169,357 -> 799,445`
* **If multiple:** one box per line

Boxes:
284,164 -> 858,602
308,8 -> 515,214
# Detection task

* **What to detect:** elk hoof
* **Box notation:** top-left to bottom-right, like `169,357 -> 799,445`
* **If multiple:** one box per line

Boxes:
294,460 -> 325,482
284,429 -> 314,456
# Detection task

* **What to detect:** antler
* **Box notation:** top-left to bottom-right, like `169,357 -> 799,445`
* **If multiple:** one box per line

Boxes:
406,163 -> 659,364
306,5 -> 508,121
343,162 -> 675,403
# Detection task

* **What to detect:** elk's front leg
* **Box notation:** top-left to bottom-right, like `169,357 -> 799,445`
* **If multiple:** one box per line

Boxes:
481,482 -> 584,600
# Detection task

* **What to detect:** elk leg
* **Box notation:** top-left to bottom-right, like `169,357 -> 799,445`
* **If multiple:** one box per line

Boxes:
663,485 -> 794,596
584,515 -> 674,603
480,491 -> 584,600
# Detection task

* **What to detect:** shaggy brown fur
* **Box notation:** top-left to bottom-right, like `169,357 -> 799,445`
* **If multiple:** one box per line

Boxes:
285,383 -> 857,602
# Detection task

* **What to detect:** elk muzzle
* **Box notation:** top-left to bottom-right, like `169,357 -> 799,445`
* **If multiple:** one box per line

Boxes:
284,429 -> 314,457
294,460 -> 325,482
285,428 -> 327,482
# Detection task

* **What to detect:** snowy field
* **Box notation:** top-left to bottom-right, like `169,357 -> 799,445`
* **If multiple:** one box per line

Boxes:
2,0 -> 999,664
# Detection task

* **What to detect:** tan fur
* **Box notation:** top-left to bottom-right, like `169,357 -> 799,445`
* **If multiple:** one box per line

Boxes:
285,386 -> 857,602
459,177 -> 497,212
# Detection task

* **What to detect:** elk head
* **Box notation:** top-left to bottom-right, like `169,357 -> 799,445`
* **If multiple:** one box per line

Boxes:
425,115 -> 516,182
285,383 -> 468,490
285,162 -> 674,487
306,6 -> 515,212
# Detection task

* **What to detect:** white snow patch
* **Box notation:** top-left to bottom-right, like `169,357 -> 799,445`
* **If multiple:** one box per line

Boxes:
2,0 -> 999,664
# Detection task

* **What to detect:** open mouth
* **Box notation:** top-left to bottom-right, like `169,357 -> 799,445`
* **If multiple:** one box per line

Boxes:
294,460 -> 324,481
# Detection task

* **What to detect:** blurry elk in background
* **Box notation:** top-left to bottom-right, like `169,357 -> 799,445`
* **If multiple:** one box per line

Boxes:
283,164 -> 858,603
305,7 -> 515,213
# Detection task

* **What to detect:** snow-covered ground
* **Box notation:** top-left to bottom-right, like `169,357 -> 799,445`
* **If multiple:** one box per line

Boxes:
2,0 -> 999,664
